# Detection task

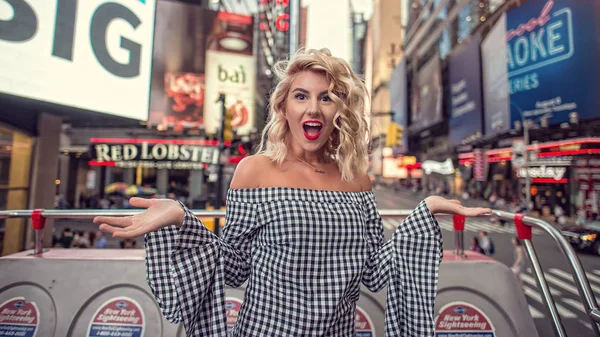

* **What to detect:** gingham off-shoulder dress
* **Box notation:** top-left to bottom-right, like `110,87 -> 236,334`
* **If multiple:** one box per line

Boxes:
145,188 -> 442,336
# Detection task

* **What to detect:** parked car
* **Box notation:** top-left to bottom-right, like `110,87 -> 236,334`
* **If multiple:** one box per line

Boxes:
561,221 -> 600,255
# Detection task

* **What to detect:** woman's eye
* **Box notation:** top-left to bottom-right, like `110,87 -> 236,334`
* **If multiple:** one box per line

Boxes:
295,93 -> 306,100
321,95 -> 332,102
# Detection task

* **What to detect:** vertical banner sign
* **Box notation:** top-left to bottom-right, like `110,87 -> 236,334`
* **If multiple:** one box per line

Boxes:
355,306 -> 375,337
473,149 -> 485,182
87,297 -> 145,337
0,0 -> 156,120
481,14 -> 511,137
448,36 -> 484,146
512,139 -> 526,168
0,298 -> 39,337
506,0 -> 600,126
204,12 -> 256,136
435,302 -> 496,337
225,297 -> 243,334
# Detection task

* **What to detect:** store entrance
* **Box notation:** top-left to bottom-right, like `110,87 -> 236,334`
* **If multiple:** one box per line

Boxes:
168,170 -> 191,199
532,183 -> 570,217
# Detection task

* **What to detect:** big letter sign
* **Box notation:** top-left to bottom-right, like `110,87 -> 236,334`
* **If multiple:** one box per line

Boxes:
0,0 -> 156,120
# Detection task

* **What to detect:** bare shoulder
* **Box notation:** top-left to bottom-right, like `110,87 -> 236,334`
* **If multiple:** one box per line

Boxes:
355,173 -> 373,192
230,155 -> 273,189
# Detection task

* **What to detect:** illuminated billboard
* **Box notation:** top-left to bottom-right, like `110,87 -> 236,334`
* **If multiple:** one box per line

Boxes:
149,7 -> 255,135
0,0 -> 156,120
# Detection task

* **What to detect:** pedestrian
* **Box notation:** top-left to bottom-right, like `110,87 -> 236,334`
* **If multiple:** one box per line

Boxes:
554,204 -> 564,225
511,237 -> 526,285
74,231 -> 90,248
100,197 -> 111,209
479,231 -> 495,256
94,49 -> 491,336
577,207 -> 587,225
94,231 -> 107,248
470,236 -> 485,254
57,228 -> 74,248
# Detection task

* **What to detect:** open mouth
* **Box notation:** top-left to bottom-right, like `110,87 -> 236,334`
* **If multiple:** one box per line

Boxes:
302,120 -> 323,141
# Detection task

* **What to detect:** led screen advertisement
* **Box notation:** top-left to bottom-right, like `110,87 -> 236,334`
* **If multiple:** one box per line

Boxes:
410,55 -> 442,133
506,0 -> 600,127
149,4 -> 255,135
482,13 -> 510,137
0,0 -> 156,120
448,35 -> 484,146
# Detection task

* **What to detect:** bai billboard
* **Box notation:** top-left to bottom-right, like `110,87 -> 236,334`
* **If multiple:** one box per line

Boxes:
149,7 -> 255,135
0,0 -> 156,120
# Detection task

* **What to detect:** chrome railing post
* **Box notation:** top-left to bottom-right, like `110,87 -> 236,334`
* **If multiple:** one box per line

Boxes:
31,209 -> 46,255
524,215 -> 600,336
524,239 -> 567,337
453,214 -> 466,257
512,212 -> 567,337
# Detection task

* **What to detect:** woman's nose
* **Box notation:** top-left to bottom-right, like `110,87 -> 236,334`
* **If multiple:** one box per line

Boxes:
307,99 -> 320,115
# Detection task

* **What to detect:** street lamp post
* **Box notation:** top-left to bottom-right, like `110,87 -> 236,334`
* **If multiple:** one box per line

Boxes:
524,119 -> 531,211
513,103 -> 551,212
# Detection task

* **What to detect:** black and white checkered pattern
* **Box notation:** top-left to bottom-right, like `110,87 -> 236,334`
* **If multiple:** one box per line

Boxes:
145,188 -> 442,336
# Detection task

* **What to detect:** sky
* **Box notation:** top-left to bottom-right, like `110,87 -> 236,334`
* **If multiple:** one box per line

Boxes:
303,0 -> 373,62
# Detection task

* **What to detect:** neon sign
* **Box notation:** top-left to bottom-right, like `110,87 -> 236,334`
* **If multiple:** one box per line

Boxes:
505,0 -> 574,79
259,0 -> 290,32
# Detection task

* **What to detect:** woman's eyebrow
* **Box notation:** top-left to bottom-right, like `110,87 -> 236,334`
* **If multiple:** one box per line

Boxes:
291,88 -> 329,96
292,88 -> 309,94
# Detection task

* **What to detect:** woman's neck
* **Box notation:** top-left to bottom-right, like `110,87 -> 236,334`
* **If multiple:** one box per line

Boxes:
287,140 -> 326,165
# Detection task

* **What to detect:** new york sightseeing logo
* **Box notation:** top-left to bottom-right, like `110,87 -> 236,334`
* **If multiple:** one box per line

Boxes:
505,0 -> 574,78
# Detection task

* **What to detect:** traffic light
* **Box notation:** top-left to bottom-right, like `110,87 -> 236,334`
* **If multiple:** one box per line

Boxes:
385,122 -> 404,147
223,106 -> 234,142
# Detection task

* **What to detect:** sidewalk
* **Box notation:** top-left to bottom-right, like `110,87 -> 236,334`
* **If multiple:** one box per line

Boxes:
377,185 -> 578,229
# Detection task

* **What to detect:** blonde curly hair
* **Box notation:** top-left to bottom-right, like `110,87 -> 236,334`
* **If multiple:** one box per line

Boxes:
257,48 -> 371,181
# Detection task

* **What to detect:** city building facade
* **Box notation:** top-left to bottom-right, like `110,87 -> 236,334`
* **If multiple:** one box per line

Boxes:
385,0 -> 600,218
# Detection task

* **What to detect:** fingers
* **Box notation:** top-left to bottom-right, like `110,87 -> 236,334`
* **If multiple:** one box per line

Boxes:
93,216 -> 132,228
461,207 -> 493,217
98,223 -> 123,235
113,226 -> 147,238
99,223 -> 143,239
129,197 -> 152,209
449,200 -> 462,205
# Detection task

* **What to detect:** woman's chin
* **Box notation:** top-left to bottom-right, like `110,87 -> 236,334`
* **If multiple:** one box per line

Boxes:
299,140 -> 326,153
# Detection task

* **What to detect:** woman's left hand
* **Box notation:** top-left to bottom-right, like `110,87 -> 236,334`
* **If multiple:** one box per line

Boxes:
425,196 -> 492,216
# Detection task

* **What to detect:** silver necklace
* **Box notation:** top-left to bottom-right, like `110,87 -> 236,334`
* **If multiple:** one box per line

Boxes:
295,157 -> 326,174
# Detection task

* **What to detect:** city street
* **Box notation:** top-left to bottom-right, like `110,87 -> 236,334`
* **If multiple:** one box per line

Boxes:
375,188 -> 600,337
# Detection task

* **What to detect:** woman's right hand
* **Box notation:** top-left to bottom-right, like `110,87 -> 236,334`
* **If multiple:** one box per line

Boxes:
94,198 -> 185,239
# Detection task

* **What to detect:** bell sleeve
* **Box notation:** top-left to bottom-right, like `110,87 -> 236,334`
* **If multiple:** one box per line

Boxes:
384,200 -> 443,337
359,194 -> 442,336
144,200 -> 258,336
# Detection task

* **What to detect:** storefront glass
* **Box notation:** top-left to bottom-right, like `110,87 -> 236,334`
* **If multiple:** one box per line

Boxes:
0,125 -> 34,255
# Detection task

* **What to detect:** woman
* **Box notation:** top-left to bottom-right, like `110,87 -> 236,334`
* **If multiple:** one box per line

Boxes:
512,237 -> 526,284
94,49 -> 490,336
470,236 -> 484,254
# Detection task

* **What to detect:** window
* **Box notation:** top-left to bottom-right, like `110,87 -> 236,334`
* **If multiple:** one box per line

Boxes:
0,125 -> 34,255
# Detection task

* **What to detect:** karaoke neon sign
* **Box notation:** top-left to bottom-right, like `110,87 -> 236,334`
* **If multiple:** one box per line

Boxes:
505,0 -> 574,78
